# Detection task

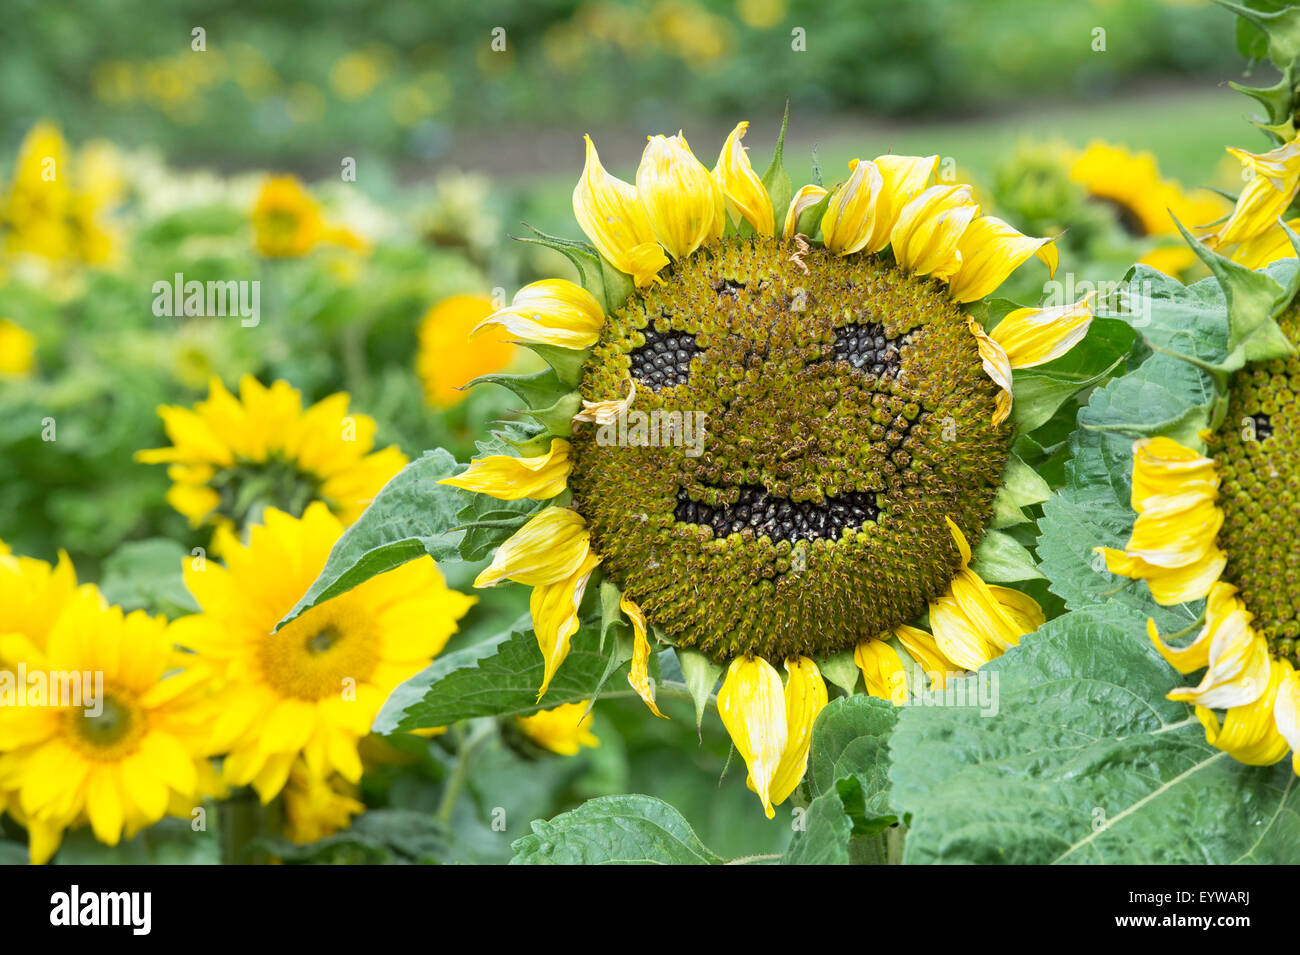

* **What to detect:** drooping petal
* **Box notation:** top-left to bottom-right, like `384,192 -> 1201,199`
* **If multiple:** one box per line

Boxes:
572,135 -> 669,287
965,316 -> 1014,426
572,378 -> 636,426
782,184 -> 828,240
474,507 -> 591,587
1166,610 -> 1272,710
989,295 -> 1094,369
947,216 -> 1058,303
620,594 -> 666,718
1207,138 -> 1300,249
472,280 -> 605,349
894,623 -> 953,690
714,121 -> 775,236
854,637 -> 908,703
1273,662 -> 1300,775
1197,658 -> 1292,766
1099,545 -> 1227,606
636,133 -> 724,260
531,552 -> 601,700
1130,437 -> 1221,508
891,184 -> 978,278
863,154 -> 938,254
439,439 -> 571,501
820,159 -> 883,255
769,658 -> 828,807
1146,580 -> 1242,674
717,656 -> 787,819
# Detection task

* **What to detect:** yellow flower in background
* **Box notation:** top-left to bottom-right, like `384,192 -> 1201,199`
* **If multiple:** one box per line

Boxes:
0,318 -> 36,376
1099,302 -> 1300,776
516,702 -> 599,755
251,175 -> 367,257
136,375 -> 408,536
416,294 -> 517,407
1069,141 -> 1227,274
1206,138 -> 1300,252
452,118 -> 1084,815
282,762 -> 365,843
170,504 -> 475,803
1,122 -> 123,266
0,585 -> 219,864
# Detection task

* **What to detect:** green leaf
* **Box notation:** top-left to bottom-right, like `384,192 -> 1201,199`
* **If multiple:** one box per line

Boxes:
760,103 -> 793,232
816,649 -> 860,696
971,528 -> 1045,583
99,538 -> 199,617
523,391 -> 583,437
890,608 -> 1300,864
511,795 -> 724,864
462,367 -> 568,410
454,494 -> 542,562
276,449 -> 467,630
989,452 -> 1052,528
782,789 -> 851,865
373,617 -> 621,732
1216,0 -> 1300,68
806,695 -> 897,827
677,647 -> 723,730
1009,317 -> 1134,434
522,342 -> 588,389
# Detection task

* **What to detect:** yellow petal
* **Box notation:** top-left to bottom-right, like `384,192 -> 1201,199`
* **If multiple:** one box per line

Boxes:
717,656 -> 787,819
769,657 -> 828,807
989,295 -> 1094,369
1098,544 -> 1227,606
439,439 -> 571,501
965,316 -> 1014,426
1197,657 -> 1292,766
572,135 -> 669,287
820,159 -> 883,255
636,133 -> 724,260
1273,662 -> 1300,775
782,184 -> 828,240
1146,580 -> 1242,674
1124,492 -> 1223,569
474,507 -> 591,587
516,702 -> 599,755
1166,610 -> 1272,709
714,121 -> 775,236
864,154 -> 938,254
894,623 -> 952,690
891,184 -> 978,278
854,637 -> 908,703
1208,138 -> 1300,249
532,552 -> 601,700
621,595 -> 667,718
947,216 -> 1058,303
472,279 -> 605,349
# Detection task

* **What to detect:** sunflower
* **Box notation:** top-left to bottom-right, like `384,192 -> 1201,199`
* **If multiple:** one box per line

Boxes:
136,375 -> 408,536
251,175 -> 367,258
0,581 -> 219,864
416,294 -> 517,408
282,760 -> 366,844
1068,141 -> 1227,275
438,119 -> 1095,816
170,503 -> 475,802
1,122 -> 122,267
0,318 -> 37,376
516,701 -> 600,756
1097,303 -> 1300,775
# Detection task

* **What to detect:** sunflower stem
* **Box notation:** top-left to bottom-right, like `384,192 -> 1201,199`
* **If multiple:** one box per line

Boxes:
435,720 -> 494,827
219,788 -> 282,865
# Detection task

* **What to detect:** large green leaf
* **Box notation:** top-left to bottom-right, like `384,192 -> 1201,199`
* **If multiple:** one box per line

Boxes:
511,795 -> 724,864
276,449 -> 469,630
372,617 -> 623,732
890,608 -> 1300,864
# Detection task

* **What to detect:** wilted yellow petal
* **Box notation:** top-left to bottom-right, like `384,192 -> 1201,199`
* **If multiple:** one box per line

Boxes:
636,133 -> 724,260
1230,218 -> 1300,269
1208,139 -> 1300,249
894,623 -> 953,690
1273,662 -> 1300,775
989,295 -> 1093,369
717,656 -> 787,819
474,507 -> 591,588
572,378 -> 636,426
472,279 -> 605,349
965,316 -> 1013,426
621,594 -> 666,718
1166,610 -> 1271,710
516,702 -> 599,755
1197,658 -> 1292,766
532,551 -> 601,700
572,135 -> 669,287
714,121 -> 775,236
820,159 -> 883,255
439,439 -> 571,501
1130,437 -> 1221,509
948,216 -> 1058,303
782,184 -> 828,240
862,154 -> 938,254
854,637 -> 908,703
891,184 -> 978,278
769,657 -> 828,807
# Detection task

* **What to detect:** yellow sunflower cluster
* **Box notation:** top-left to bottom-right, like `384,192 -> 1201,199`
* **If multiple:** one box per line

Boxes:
251,175 -> 368,258
1,122 -> 123,267
443,119 -> 1095,816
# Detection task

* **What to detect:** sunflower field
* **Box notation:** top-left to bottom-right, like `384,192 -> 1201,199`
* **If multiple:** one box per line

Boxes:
3,0 -> 1300,888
